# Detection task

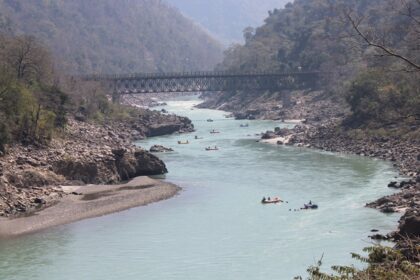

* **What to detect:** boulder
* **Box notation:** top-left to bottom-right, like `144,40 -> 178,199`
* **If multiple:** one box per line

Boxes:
74,112 -> 87,122
369,233 -> 388,240
33,198 -> 46,204
261,131 -> 276,139
388,181 -> 398,188
150,145 -> 174,153
399,211 -> 420,237
382,206 -> 396,213
112,148 -> 126,158
399,180 -> 414,189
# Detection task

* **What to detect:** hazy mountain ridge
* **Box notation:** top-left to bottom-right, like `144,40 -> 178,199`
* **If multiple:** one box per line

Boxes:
165,0 -> 289,44
0,0 -> 223,74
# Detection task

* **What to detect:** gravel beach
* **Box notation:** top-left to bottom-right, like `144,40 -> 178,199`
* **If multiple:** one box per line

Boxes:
0,177 -> 180,238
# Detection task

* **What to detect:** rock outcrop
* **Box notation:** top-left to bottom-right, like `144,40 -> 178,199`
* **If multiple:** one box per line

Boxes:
0,111 -> 191,217
113,148 -> 167,181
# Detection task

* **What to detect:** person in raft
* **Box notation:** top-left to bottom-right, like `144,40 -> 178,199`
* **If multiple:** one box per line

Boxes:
261,197 -> 266,203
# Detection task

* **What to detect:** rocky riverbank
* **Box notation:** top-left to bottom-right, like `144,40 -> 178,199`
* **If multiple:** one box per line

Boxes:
198,90 -> 347,121
0,109 -> 194,218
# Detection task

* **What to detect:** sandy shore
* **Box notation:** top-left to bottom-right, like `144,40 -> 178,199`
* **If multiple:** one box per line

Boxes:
283,119 -> 304,124
0,177 -> 180,238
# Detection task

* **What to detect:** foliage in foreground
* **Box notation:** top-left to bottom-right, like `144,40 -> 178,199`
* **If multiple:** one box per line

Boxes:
295,245 -> 420,280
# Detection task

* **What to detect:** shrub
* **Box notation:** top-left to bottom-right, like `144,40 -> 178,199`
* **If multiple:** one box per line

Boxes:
296,245 -> 420,280
345,71 -> 420,129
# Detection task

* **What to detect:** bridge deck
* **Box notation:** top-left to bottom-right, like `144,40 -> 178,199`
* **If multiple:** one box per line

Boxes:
85,71 -> 324,96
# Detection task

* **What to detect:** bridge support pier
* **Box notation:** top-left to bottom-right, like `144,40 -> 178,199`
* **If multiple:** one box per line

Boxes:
281,91 -> 293,108
111,81 -> 120,104
112,91 -> 120,104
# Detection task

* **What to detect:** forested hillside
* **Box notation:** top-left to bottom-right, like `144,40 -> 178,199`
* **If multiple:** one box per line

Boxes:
218,0 -> 417,73
0,0 -> 223,74
165,0 -> 288,44
206,0 -> 419,130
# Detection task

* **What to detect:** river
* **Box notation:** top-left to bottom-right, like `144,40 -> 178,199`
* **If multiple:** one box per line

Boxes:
0,96 -> 400,279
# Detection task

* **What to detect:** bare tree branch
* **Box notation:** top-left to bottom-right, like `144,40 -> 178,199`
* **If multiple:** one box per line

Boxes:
346,12 -> 420,71
400,0 -> 420,25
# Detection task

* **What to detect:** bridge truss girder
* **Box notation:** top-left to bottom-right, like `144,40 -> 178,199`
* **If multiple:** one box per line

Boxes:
108,74 -> 317,96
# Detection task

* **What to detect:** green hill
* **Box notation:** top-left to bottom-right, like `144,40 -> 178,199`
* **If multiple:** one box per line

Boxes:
0,0 -> 223,74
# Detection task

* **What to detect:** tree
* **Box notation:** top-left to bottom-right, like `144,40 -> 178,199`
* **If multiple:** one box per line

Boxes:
5,36 -> 52,83
0,35 -> 69,147
344,70 -> 420,128
345,0 -> 420,71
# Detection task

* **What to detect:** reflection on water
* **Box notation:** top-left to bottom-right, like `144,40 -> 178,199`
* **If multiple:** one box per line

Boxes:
0,96 -> 400,280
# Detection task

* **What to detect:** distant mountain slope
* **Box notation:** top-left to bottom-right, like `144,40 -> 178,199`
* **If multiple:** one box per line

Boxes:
0,0 -> 223,74
165,0 -> 289,44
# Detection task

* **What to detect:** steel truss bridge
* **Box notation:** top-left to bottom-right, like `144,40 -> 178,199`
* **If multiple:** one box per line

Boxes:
85,71 -> 323,101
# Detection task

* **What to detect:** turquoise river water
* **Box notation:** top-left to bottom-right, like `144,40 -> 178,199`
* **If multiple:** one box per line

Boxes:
0,96 -> 401,280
